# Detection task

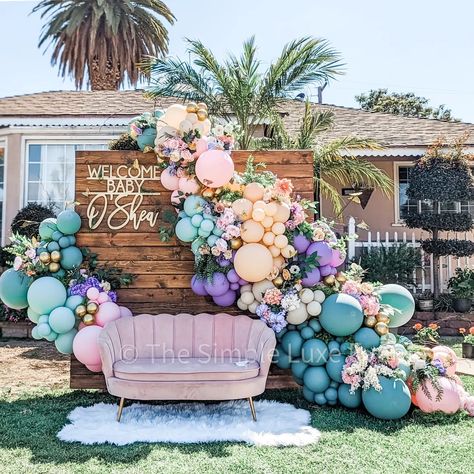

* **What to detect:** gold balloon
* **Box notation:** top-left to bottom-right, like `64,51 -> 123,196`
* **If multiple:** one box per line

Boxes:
48,262 -> 60,273
230,238 -> 243,250
75,305 -> 87,318
364,315 -> 377,328
82,314 -> 95,326
375,322 -> 389,336
376,313 -> 390,324
202,188 -> 215,199
50,250 -> 61,263
186,102 -> 198,113
272,276 -> 284,288
86,302 -> 99,315
196,109 -> 208,121
196,102 -> 208,111
39,252 -> 51,264
335,272 -> 347,283
324,275 -> 336,286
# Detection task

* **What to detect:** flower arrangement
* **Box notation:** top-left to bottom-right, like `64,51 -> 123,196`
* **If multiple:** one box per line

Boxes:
459,326 -> 474,345
7,233 -> 44,277
128,112 -> 157,139
412,322 -> 440,345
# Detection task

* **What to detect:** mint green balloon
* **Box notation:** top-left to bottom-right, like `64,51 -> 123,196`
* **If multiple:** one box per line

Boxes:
47,241 -> 60,252
183,195 -> 207,217
49,306 -> 75,334
320,293 -> 363,337
58,236 -> 71,248
27,307 -> 41,323
175,217 -> 199,242
65,295 -> 84,311
31,326 -> 42,340
39,218 -> 57,240
38,314 -> 49,324
191,214 -> 203,227
60,246 -> 83,270
191,237 -> 206,255
52,230 -> 64,242
0,269 -> 31,309
37,323 -> 51,337
45,330 -> 58,342
212,227 -> 224,237
56,210 -> 81,235
55,328 -> 77,355
200,219 -> 214,233
378,284 -> 415,328
27,276 -> 67,315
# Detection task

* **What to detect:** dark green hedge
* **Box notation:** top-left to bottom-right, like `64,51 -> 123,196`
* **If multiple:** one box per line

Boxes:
404,211 -> 473,232
421,239 -> 474,257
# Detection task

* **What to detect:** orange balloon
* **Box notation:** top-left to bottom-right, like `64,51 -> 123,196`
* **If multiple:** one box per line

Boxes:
232,198 -> 253,221
265,202 -> 278,217
262,216 -> 274,229
273,256 -> 285,269
243,182 -> 265,203
274,203 -> 291,223
253,200 -> 267,210
241,219 -> 265,243
271,222 -> 286,235
262,232 -> 275,246
274,234 -> 289,249
234,243 -> 273,282
269,245 -> 281,257
252,208 -> 266,222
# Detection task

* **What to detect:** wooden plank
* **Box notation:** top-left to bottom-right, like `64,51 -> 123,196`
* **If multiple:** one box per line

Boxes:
99,260 -> 194,274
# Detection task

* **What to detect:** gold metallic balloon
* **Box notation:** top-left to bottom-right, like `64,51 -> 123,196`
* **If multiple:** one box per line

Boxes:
86,302 -> 99,315
375,322 -> 389,336
196,109 -> 208,121
75,305 -> 87,318
39,252 -> 51,264
364,315 -> 377,328
324,275 -> 336,286
376,313 -> 390,324
186,102 -> 198,113
50,250 -> 61,263
335,272 -> 347,283
202,188 -> 215,199
196,102 -> 208,111
230,238 -> 243,250
272,276 -> 284,288
82,314 -> 95,326
48,262 -> 60,273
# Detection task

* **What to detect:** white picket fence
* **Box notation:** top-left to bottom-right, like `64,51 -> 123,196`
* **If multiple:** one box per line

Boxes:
347,217 -> 474,292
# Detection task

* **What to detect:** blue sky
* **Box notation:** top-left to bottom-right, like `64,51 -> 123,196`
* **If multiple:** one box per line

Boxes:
1,0 -> 473,122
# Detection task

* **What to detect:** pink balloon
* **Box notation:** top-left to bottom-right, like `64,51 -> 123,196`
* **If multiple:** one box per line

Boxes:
194,138 -> 208,158
178,177 -> 200,194
161,167 -> 180,191
97,292 -> 110,304
416,378 -> 463,414
195,150 -> 234,188
86,364 -> 102,373
432,345 -> 457,377
86,287 -> 100,301
95,301 -> 121,327
73,325 -> 102,369
78,322 -> 87,331
330,248 -> 346,267
119,306 -> 133,318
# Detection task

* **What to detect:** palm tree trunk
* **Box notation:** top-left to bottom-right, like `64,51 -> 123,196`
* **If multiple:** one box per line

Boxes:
89,58 -> 121,91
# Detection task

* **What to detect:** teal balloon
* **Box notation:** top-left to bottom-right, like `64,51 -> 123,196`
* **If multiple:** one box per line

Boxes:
212,227 -> 224,237
300,326 -> 315,340
65,295 -> 84,311
329,380 -> 339,389
58,236 -> 71,248
37,323 -> 51,337
136,127 -> 157,151
56,210 -> 81,235
338,384 -> 362,408
314,393 -> 327,406
154,109 -> 164,119
37,247 -> 47,255
327,400 -> 337,406
31,326 -> 42,340
326,352 -> 346,383
45,330 -> 58,342
281,330 -> 304,358
325,387 -> 338,402
380,332 -> 397,345
53,269 -> 66,279
276,328 -> 287,341
178,210 -> 187,219
183,195 -> 207,217
273,345 -> 292,369
47,241 -> 60,252
38,314 -> 49,324
320,294 -> 363,337
55,328 -> 77,355
68,235 -> 76,246
27,276 -> 67,315
308,319 -> 321,332
340,341 -> 353,355
175,217 -> 199,242
198,228 -> 211,238
27,307 -> 41,323
301,339 -> 329,366
52,230 -> 64,242
302,386 -> 315,403
60,246 -> 83,270
354,327 -> 381,350
303,366 -> 330,393
362,376 -> 411,420
328,340 -> 340,353
191,214 -> 203,227
200,219 -> 214,233
296,322 -> 308,330
207,235 -> 219,247
398,361 -> 411,380
49,306 -> 75,334
291,359 -> 308,381
39,218 -> 57,240
378,284 -> 415,328
0,269 -> 31,309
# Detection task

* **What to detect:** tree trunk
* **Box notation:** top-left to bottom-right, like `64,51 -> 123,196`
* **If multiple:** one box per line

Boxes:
89,58 -> 121,91
432,228 -> 440,298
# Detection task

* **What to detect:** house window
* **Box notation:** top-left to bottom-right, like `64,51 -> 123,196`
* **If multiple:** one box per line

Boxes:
25,143 -> 107,211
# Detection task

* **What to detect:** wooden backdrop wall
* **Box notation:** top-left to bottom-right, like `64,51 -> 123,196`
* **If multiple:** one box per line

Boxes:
71,149 -> 313,389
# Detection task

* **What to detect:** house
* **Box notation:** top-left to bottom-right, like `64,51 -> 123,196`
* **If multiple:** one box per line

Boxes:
1,90 -> 473,278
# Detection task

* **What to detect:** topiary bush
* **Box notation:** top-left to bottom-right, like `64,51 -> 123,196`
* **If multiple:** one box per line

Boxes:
108,133 -> 140,151
11,203 -> 56,239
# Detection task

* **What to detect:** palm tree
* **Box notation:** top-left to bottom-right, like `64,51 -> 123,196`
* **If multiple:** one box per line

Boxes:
33,0 -> 175,90
144,36 -> 343,149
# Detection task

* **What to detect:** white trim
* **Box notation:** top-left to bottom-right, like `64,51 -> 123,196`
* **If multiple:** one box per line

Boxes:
0,128 -> 126,138
393,161 -> 414,225
0,117 -> 133,127
339,146 -> 474,158
0,138 -> 6,246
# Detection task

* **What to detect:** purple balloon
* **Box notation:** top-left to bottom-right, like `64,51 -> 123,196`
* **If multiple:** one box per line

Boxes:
238,278 -> 248,285
293,234 -> 311,254
213,290 -> 237,307
319,264 -> 333,277
301,267 -> 321,287
227,269 -> 240,283
191,275 -> 209,296
230,282 -> 240,290
204,272 -> 230,297
330,248 -> 346,267
306,241 -> 333,266
330,267 -> 337,275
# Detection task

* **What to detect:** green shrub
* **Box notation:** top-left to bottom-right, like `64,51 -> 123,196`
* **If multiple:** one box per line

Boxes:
108,133 -> 140,151
11,203 -> 56,239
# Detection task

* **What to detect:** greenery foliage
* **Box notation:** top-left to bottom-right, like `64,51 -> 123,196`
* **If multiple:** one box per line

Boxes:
241,156 -> 276,187
108,133 -> 140,151
11,203 -> 56,239
404,212 -> 473,232
421,239 -> 474,257
448,268 -> 474,299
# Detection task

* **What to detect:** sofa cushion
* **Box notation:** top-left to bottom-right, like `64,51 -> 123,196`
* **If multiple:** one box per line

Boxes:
113,358 -> 260,382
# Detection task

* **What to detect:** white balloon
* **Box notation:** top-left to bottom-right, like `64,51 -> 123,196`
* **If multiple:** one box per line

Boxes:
240,291 -> 255,305
307,301 -> 322,317
286,304 -> 308,324
155,125 -> 178,145
240,284 -> 252,294
299,288 -> 314,304
237,299 -> 248,311
248,301 -> 259,314
186,112 -> 198,124
179,120 -> 193,133
202,118 -> 212,135
163,104 -> 188,129
313,290 -> 326,303
252,280 -> 275,302
195,122 -> 206,134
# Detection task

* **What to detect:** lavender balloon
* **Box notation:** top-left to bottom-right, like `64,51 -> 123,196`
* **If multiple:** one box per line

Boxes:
330,267 -> 338,275
330,248 -> 346,267
191,275 -> 208,296
293,234 -> 311,254
227,269 -> 240,283
230,282 -> 240,290
204,272 -> 230,297
213,290 -> 237,307
319,264 -> 333,277
301,267 -> 321,287
238,278 -> 248,286
306,241 -> 333,266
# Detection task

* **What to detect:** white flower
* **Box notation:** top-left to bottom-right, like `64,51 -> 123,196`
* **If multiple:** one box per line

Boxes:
224,123 -> 234,134
101,281 -> 111,292
212,125 -> 225,136
13,256 -> 23,271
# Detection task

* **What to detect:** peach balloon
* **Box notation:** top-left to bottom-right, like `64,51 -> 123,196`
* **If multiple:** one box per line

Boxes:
233,243 -> 273,282
160,167 -> 180,191
265,202 -> 278,217
243,182 -> 265,203
274,234 -> 289,249
273,256 -> 285,269
281,244 -> 297,258
262,232 -> 275,246
241,220 -> 265,243
196,150 -> 234,188
262,216 -> 274,229
269,245 -> 281,257
253,200 -> 267,210
232,198 -> 253,221
178,177 -> 200,194
274,203 -> 291,223
163,104 -> 188,129
252,208 -> 266,222
272,222 -> 286,235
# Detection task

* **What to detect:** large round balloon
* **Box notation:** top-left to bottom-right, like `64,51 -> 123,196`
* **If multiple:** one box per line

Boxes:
233,243 -> 273,282
319,293 -> 364,337
301,339 -> 328,366
27,276 -> 67,315
0,269 -> 31,309
354,327 -> 381,350
39,218 -> 57,240
274,344 -> 292,369
162,104 -> 187,129
55,328 -> 77,355
377,284 -> 415,328
60,246 -> 83,270
48,306 -> 76,334
65,295 -> 84,311
160,167 -> 180,191
56,210 -> 81,235
191,275 -> 208,296
72,325 -> 103,371
362,376 -> 411,420
183,195 -> 207,217
175,217 -> 199,242
280,330 -> 304,358
95,302 -> 121,327
415,378 -> 462,414
303,366 -> 331,394
203,272 -> 229,297
326,352 -> 346,382
306,241 -> 333,266
338,384 -> 362,408
195,150 -> 234,188
301,267 -> 321,287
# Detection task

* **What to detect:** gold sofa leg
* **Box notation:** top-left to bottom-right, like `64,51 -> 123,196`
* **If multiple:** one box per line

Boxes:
117,397 -> 125,422
248,397 -> 257,422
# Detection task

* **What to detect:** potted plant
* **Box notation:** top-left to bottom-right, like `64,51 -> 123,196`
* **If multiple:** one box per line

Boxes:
448,268 -> 474,313
412,322 -> 440,347
128,112 -> 158,151
417,290 -> 434,311
459,327 -> 474,359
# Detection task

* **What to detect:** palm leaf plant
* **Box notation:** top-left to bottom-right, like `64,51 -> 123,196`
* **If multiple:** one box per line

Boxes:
33,0 -> 175,90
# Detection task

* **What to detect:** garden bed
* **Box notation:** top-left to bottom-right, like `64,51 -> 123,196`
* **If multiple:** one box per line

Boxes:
400,311 -> 474,336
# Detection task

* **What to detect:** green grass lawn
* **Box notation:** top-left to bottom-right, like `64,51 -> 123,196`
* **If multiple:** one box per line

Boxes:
0,379 -> 473,474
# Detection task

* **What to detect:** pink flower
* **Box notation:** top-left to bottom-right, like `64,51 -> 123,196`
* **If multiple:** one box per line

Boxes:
274,178 -> 294,196
176,167 -> 186,178
388,358 -> 399,369
214,203 -> 226,214
25,248 -> 36,259
181,150 -> 193,162
342,280 -> 359,296
215,238 -> 228,252
263,288 -> 283,305
13,256 -> 23,271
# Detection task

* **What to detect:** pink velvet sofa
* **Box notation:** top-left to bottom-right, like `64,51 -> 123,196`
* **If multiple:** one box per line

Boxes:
98,313 -> 276,422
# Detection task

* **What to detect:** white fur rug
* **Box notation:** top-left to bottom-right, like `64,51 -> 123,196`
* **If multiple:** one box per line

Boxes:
58,400 -> 320,447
